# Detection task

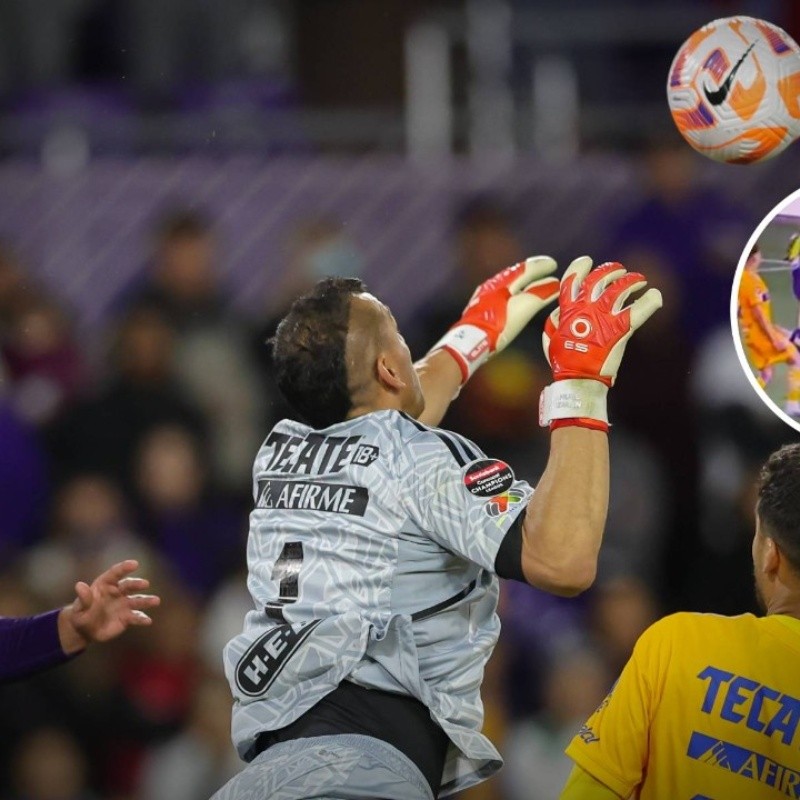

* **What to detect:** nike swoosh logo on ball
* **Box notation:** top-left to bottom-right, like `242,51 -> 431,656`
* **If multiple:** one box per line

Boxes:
703,41 -> 756,106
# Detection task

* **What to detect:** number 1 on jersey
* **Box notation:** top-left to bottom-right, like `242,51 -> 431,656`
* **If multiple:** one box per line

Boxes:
265,541 -> 304,621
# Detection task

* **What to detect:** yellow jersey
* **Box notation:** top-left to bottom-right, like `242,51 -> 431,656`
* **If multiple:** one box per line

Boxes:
564,612 -> 800,800
739,268 -> 773,346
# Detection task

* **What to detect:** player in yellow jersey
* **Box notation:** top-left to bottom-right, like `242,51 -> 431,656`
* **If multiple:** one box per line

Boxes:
559,443 -> 800,800
738,245 -> 800,416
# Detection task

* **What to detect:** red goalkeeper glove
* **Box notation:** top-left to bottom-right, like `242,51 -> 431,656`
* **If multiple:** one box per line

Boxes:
432,256 -> 559,384
539,257 -> 662,432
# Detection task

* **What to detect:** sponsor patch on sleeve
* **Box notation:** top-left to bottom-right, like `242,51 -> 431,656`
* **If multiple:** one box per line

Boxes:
463,458 -> 515,498
484,489 -> 526,517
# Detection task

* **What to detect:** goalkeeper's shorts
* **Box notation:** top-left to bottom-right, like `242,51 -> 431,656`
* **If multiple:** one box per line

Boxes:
210,734 -> 433,800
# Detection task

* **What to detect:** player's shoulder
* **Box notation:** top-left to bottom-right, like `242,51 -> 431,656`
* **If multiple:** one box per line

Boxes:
638,611 -> 760,648
739,270 -> 756,292
395,412 -> 484,468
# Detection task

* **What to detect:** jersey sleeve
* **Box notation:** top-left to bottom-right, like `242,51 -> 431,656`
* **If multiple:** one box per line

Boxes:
399,426 -> 533,572
559,764 -> 626,800
0,611 -> 72,683
563,615 -> 678,798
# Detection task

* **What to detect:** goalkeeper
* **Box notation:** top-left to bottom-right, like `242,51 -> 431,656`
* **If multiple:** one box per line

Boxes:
214,257 -> 661,800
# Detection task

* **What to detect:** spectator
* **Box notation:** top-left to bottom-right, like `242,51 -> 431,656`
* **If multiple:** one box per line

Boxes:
502,649 -> 612,800
410,197 -> 525,359
687,327 -> 788,613
607,140 -> 753,345
127,208 -> 261,492
411,198 -> 544,451
0,389 -> 49,560
23,474 -> 151,608
133,425 -> 246,598
113,588 -> 201,760
599,252 -> 700,603
46,305 -> 205,489
2,295 -> 85,425
10,728 -> 95,800
590,577 -> 660,675
0,242 -> 32,333
131,209 -> 225,331
139,677 -> 242,800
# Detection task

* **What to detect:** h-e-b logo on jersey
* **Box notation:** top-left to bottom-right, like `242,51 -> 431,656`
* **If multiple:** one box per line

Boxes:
235,620 -> 322,697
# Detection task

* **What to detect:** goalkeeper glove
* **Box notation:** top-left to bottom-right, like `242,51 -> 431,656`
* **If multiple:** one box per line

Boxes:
432,257 -> 559,384
539,257 -> 662,432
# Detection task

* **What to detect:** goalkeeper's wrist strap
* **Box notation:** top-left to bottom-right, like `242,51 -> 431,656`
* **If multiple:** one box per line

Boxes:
539,379 -> 609,432
431,324 -> 490,384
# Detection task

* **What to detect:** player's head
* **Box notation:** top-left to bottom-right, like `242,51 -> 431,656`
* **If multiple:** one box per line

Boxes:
271,278 -> 424,428
745,244 -> 761,271
753,444 -> 800,613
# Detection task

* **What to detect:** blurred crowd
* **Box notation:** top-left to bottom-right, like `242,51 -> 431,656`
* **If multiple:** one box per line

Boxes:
0,141 -> 795,800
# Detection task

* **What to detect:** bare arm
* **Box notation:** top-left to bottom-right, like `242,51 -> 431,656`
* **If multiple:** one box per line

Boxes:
520,427 -> 608,596
414,350 -> 463,427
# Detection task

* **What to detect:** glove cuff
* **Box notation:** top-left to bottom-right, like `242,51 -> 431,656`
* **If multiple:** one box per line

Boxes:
431,324 -> 490,384
539,379 -> 609,431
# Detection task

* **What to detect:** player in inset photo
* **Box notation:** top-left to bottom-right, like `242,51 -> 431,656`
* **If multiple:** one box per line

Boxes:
737,244 -> 800,417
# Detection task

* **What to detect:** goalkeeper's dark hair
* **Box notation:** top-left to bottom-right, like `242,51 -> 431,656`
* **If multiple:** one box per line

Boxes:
757,444 -> 800,574
270,277 -> 366,429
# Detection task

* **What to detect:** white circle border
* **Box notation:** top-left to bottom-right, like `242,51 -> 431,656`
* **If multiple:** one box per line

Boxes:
730,186 -> 800,435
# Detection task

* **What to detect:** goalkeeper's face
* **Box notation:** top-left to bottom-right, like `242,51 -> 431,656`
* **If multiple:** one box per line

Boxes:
348,293 -> 424,418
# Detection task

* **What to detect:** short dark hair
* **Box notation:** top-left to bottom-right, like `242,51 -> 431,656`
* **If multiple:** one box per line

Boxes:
757,444 -> 800,573
271,277 -> 366,429
748,244 -> 761,260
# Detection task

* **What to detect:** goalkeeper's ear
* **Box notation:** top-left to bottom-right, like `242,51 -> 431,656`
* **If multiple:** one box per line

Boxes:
376,355 -> 407,391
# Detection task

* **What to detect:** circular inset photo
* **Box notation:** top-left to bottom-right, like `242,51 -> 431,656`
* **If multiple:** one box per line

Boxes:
732,188 -> 800,433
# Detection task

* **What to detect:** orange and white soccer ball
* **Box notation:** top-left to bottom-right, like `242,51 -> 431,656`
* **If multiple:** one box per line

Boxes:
667,16 -> 800,164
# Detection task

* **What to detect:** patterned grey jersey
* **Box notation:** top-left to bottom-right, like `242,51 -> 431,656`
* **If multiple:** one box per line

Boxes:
223,409 -> 533,797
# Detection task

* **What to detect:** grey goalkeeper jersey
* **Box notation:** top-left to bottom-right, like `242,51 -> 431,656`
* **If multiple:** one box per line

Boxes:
223,409 -> 533,796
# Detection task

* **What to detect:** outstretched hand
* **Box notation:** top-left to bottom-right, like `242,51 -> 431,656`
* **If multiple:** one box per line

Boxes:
539,257 -> 662,432
58,560 -> 161,654
432,256 -> 560,384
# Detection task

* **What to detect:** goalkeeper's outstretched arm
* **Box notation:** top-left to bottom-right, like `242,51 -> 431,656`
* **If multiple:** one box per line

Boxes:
520,258 -> 661,595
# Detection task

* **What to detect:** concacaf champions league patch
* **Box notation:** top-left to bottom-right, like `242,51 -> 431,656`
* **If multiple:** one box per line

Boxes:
462,458 -> 515,498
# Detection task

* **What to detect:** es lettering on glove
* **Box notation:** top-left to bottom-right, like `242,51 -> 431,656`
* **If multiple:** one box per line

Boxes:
540,257 -> 662,432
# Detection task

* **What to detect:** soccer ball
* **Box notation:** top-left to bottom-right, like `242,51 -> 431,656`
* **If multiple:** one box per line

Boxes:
667,16 -> 800,164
